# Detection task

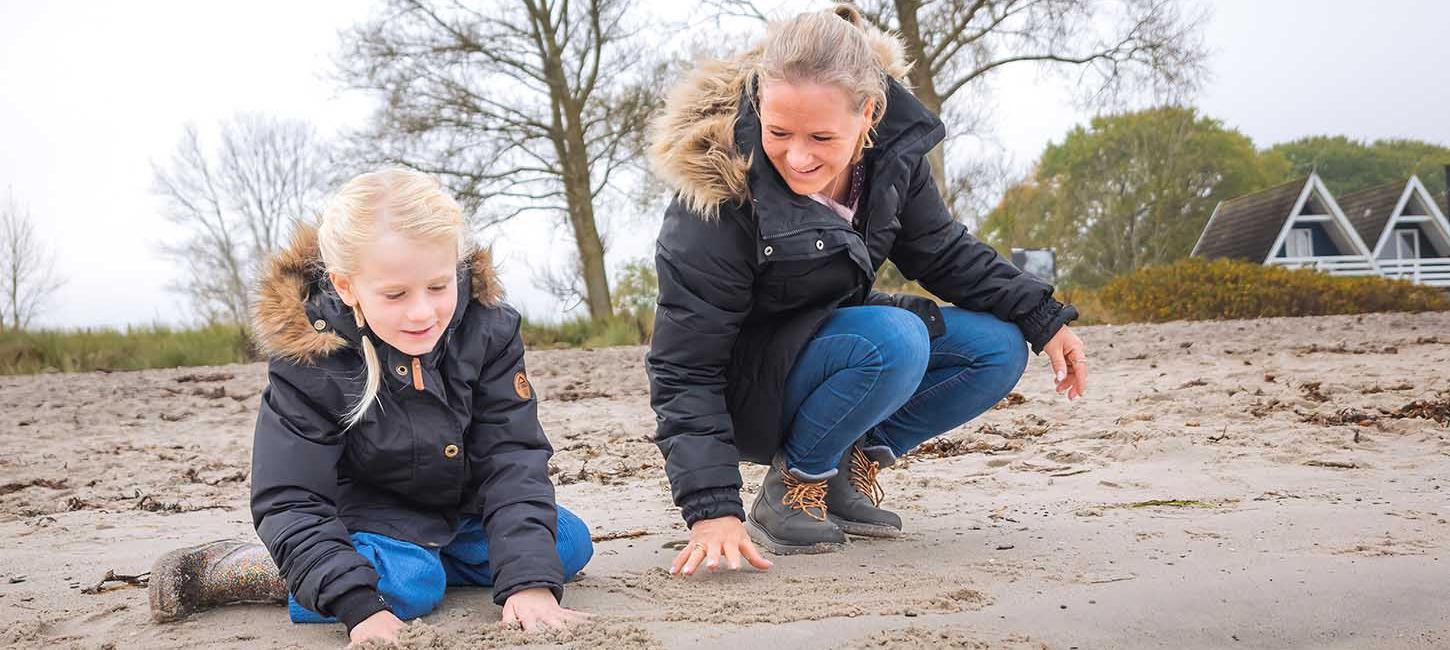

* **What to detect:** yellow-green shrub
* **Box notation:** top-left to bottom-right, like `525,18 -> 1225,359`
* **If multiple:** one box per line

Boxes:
1097,257 -> 1450,323
0,324 -> 254,375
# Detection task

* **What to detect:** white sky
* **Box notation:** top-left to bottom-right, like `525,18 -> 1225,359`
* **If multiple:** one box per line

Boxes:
2,0 -> 1448,329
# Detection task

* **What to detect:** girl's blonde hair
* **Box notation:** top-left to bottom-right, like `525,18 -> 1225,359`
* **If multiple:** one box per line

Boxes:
317,168 -> 472,428
753,3 -> 888,162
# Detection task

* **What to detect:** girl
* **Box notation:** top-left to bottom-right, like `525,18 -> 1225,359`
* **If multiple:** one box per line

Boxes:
148,169 -> 593,645
645,4 -> 1089,570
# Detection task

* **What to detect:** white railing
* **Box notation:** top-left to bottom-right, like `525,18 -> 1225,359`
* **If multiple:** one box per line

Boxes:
1376,258 -> 1450,287
1270,255 -> 1379,277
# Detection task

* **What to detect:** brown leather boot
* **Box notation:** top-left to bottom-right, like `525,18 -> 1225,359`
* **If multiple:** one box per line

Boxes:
149,540 -> 287,622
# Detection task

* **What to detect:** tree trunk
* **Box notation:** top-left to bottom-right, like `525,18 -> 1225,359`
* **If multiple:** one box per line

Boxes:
893,0 -> 948,197
562,146 -> 613,319
535,2 -> 614,320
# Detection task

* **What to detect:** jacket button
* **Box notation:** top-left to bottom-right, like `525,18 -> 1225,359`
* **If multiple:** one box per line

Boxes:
312,319 -> 327,331
443,444 -> 460,459
763,245 -> 774,256
395,364 -> 408,376
815,239 -> 824,250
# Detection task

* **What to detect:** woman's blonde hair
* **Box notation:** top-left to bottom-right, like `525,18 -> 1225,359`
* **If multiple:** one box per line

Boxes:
317,168 -> 472,428
753,3 -> 888,162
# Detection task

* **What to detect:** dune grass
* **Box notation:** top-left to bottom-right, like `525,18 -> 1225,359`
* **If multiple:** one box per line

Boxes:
0,308 -> 658,376
0,324 -> 255,375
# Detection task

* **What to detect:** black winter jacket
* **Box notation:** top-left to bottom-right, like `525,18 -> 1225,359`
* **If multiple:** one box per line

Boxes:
249,225 -> 562,630
645,28 -> 1077,527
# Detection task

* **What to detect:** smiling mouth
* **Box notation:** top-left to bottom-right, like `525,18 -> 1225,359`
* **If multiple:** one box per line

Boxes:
401,325 -> 434,337
791,165 -> 823,175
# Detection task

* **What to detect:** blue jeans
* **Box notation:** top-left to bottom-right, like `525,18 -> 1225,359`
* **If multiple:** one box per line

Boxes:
288,506 -> 593,623
781,306 -> 1029,477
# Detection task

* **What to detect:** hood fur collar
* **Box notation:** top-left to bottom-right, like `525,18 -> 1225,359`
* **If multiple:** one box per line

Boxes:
647,22 -> 911,219
251,223 -> 503,363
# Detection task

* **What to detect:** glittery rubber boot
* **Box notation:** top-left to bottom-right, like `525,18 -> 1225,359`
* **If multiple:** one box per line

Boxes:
149,540 -> 287,622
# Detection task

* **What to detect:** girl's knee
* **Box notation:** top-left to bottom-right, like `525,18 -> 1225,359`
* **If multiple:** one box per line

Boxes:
555,507 -> 593,580
354,532 -> 447,620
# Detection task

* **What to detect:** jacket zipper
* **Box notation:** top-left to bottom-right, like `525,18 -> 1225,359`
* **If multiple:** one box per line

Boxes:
410,357 -> 424,391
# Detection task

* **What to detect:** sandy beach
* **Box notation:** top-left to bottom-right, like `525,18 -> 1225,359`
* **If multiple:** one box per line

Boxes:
2,311 -> 1447,649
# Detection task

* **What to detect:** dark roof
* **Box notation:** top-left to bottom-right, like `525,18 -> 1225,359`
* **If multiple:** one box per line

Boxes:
1337,180 -> 1406,251
1192,177 -> 1308,262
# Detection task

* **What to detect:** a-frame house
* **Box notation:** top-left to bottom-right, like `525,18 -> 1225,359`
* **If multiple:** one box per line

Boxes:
1338,175 -> 1450,287
1191,173 -> 1376,277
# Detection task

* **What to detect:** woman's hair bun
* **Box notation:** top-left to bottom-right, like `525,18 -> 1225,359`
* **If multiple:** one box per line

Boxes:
832,2 -> 863,27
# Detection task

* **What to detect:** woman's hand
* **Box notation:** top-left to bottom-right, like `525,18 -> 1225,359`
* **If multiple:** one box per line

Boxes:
670,516 -> 774,576
1042,326 -> 1088,400
500,587 -> 591,632
347,610 -> 406,647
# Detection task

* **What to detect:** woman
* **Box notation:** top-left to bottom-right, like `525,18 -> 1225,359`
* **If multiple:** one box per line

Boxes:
645,4 -> 1088,571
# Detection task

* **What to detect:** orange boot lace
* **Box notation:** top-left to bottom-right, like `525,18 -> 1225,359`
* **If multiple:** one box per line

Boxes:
849,446 -> 886,507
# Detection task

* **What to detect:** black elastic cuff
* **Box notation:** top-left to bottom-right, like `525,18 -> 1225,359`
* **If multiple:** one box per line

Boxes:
679,487 -> 746,527
493,581 -> 564,606
333,586 -> 390,632
1019,297 -> 1079,354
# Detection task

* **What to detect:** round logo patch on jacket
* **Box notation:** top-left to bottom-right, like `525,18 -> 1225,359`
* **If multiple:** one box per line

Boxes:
513,371 -> 532,400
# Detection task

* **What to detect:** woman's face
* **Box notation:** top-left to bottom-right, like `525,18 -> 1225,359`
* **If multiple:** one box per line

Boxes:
331,230 -> 459,356
759,80 -> 872,197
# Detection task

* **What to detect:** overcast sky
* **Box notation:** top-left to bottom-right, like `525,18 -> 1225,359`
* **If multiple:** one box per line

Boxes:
2,0 -> 1448,329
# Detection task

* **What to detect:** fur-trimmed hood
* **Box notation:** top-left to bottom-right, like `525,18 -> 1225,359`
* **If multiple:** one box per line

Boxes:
647,21 -> 913,219
251,223 -> 503,363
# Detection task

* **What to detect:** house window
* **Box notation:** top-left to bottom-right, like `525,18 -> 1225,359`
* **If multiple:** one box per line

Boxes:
1394,229 -> 1420,259
1286,228 -> 1314,258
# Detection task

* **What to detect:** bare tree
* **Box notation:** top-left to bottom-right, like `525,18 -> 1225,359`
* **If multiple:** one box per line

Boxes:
704,0 -> 1209,210
339,0 -> 667,321
0,190 -> 65,331
153,114 -> 333,325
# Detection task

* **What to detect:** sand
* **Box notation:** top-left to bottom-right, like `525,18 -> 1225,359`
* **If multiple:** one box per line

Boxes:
1,311 -> 1448,649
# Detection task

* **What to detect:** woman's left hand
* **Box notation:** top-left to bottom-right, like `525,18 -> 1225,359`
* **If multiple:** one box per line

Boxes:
500,587 -> 592,632
1042,326 -> 1088,400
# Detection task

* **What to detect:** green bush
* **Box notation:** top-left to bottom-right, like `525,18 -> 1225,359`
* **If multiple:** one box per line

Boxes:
0,324 -> 254,375
1096,257 -> 1450,323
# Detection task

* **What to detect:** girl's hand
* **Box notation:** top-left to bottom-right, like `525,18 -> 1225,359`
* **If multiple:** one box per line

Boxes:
1043,325 -> 1088,400
500,587 -> 591,632
670,516 -> 773,577
347,610 -> 406,647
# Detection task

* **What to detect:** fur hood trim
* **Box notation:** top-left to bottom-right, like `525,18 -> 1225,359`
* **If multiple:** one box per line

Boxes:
647,21 -> 911,219
251,223 -> 502,363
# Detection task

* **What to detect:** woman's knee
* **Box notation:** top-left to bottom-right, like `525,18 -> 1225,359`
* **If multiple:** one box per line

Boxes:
852,306 -> 931,382
353,532 -> 447,620
555,507 -> 593,580
979,313 -> 1030,391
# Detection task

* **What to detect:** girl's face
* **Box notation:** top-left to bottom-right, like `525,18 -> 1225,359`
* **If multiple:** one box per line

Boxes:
331,230 -> 459,357
758,80 -> 872,198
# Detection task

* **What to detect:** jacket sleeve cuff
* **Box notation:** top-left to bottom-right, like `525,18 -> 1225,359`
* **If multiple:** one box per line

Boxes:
679,486 -> 746,527
333,586 -> 391,632
493,581 -> 564,606
1017,297 -> 1080,354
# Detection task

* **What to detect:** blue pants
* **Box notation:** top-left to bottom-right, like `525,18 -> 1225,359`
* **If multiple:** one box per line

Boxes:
288,507 -> 593,623
782,306 -> 1029,477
